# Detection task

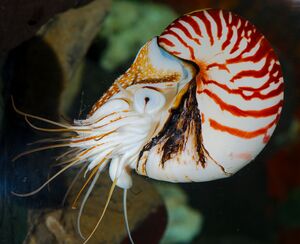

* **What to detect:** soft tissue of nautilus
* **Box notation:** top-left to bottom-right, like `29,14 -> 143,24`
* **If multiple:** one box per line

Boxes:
13,8 -> 283,242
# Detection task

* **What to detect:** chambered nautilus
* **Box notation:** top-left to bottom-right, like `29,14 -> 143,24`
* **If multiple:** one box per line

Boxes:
13,8 -> 284,243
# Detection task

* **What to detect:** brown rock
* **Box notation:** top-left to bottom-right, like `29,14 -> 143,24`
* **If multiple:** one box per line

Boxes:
38,0 -> 111,113
24,172 -> 165,244
0,0 -> 97,54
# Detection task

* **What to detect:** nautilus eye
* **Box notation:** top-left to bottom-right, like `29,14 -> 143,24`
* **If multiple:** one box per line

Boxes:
134,87 -> 166,114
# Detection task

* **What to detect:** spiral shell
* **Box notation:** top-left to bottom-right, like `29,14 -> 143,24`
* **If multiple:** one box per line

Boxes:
69,9 -> 283,188
136,9 -> 284,182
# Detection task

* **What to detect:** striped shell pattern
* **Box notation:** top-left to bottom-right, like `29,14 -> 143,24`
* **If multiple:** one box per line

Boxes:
71,9 -> 283,189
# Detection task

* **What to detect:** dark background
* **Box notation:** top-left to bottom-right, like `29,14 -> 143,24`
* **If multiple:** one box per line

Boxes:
0,0 -> 299,243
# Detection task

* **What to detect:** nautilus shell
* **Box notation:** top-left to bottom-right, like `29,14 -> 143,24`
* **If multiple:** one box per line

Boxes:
70,9 -> 283,189
71,9 -> 284,189
15,9 -> 283,192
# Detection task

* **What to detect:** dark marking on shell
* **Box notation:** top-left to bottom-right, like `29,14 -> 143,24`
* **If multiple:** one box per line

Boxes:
138,78 -> 206,169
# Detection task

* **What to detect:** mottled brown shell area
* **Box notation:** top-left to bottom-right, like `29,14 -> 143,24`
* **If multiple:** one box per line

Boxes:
88,40 -> 181,116
137,79 -> 206,172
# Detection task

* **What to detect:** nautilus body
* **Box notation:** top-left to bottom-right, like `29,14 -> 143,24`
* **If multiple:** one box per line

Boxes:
14,9 -> 284,191
13,8 -> 283,242
71,9 -> 283,189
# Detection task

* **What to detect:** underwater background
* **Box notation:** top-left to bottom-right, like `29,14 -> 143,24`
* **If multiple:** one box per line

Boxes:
0,0 -> 299,243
